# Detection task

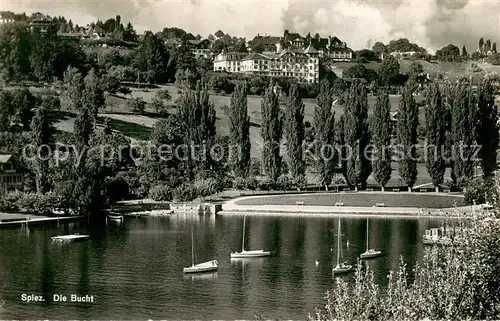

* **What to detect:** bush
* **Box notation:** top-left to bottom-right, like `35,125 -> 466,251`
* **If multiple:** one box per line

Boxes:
193,178 -> 217,199
244,176 -> 258,190
118,86 -> 132,96
126,97 -> 146,114
464,178 -> 492,205
148,185 -> 172,201
249,158 -> 261,176
172,183 -> 198,202
310,215 -> 500,321
277,174 -> 291,190
233,177 -> 246,190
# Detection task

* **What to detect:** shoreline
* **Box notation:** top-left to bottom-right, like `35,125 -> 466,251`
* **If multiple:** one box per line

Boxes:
0,215 -> 85,227
219,192 -> 479,219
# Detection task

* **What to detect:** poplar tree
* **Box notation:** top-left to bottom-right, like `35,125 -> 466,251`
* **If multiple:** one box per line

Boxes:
176,80 -> 216,177
314,80 -> 336,190
284,84 -> 305,181
30,99 -> 54,194
344,79 -> 371,191
226,81 -> 251,178
397,82 -> 418,191
371,88 -> 392,191
425,83 -> 446,192
476,79 -> 499,178
83,68 -> 105,121
260,83 -> 283,183
451,82 -> 476,186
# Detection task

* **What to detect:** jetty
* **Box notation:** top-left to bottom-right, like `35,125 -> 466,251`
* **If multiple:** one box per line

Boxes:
51,234 -> 90,242
0,214 -> 84,228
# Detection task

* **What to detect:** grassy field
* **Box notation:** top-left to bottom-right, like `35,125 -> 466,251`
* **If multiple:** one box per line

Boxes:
234,193 -> 464,208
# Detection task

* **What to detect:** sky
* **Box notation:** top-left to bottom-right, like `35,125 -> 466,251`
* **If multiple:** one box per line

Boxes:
1,0 -> 499,53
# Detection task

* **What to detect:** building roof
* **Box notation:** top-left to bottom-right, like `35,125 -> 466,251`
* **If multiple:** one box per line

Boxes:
214,30 -> 224,37
250,35 -> 281,46
0,154 -> 12,164
57,32 -> 82,38
165,38 -> 180,45
303,44 -> 319,54
242,53 -> 270,60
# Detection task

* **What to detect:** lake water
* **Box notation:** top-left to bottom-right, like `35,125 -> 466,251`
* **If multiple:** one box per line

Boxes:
0,215 -> 448,320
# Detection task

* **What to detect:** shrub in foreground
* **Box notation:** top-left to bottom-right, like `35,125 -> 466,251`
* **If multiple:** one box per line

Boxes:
309,214 -> 500,321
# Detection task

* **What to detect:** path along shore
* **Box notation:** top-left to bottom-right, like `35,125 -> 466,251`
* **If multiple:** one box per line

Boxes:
219,193 -> 483,219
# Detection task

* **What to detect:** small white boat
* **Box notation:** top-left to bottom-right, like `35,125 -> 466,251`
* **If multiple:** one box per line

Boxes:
184,229 -> 218,274
333,261 -> 353,274
107,212 -> 123,220
332,219 -> 353,274
51,234 -> 90,243
360,219 -> 382,259
183,260 -> 219,274
230,216 -> 271,258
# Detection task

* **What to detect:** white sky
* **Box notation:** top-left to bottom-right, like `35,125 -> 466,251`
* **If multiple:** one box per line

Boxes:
1,0 -> 499,53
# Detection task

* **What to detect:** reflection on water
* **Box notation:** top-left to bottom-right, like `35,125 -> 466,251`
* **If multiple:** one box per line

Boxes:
0,214 -> 452,320
183,272 -> 218,281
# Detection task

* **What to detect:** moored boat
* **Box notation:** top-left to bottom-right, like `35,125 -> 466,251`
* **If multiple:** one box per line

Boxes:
360,219 -> 382,259
332,219 -> 353,274
230,216 -> 271,258
184,229 -> 218,274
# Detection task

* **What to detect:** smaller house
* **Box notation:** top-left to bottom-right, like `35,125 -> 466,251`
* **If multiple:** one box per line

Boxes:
187,39 -> 213,59
0,154 -> 26,191
0,11 -> 15,24
165,38 -> 181,48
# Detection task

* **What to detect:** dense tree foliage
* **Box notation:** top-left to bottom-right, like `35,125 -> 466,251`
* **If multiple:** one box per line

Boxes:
371,88 -> 392,190
260,83 -> 283,183
424,83 -> 446,191
343,79 -> 371,190
476,80 -> 499,178
397,82 -> 419,190
284,84 -> 306,181
313,80 -> 336,190
225,81 -> 251,178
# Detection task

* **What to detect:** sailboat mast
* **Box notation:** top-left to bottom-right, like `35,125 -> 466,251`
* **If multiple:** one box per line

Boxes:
336,219 -> 341,266
191,229 -> 195,266
366,219 -> 369,251
242,216 -> 246,252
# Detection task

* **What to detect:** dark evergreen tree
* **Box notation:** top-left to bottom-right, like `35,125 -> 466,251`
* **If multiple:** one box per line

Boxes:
284,84 -> 305,181
30,99 -> 54,194
424,83 -> 446,192
476,79 -> 499,178
371,88 -> 392,191
344,79 -> 371,190
176,80 -> 216,177
397,82 -> 419,191
226,81 -> 251,178
83,68 -> 105,121
260,83 -> 283,183
451,83 -> 476,187
462,45 -> 468,57
314,80 -> 336,190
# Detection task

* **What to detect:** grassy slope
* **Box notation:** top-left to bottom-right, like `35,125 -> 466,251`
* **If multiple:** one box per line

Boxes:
52,59 -> 500,186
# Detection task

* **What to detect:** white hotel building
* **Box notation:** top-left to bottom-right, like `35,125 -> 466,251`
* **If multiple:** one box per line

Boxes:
213,44 -> 320,84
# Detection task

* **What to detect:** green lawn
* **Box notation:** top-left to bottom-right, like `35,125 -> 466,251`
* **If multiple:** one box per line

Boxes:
235,192 -> 464,208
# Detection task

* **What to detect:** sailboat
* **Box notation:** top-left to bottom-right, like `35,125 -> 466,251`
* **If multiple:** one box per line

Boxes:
332,219 -> 353,274
183,229 -> 218,274
230,216 -> 271,258
360,219 -> 382,259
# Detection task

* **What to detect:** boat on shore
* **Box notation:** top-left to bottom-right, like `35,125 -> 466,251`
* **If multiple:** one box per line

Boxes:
360,219 -> 382,259
332,219 -> 353,274
183,229 -> 218,274
230,216 -> 271,258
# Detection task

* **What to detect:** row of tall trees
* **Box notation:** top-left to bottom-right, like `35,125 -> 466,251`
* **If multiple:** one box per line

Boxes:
223,77 -> 498,192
